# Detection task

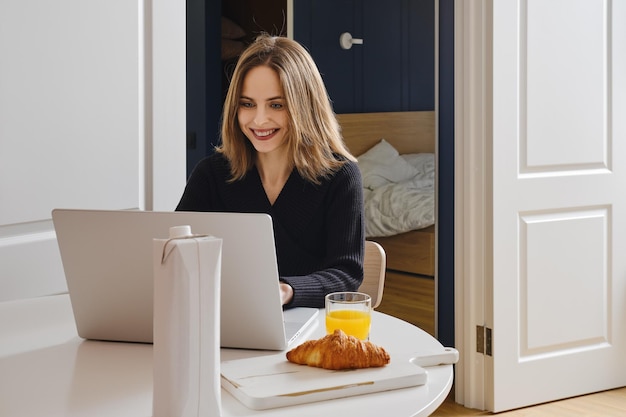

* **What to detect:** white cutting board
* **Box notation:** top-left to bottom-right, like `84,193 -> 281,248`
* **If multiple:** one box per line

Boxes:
220,352 -> 427,410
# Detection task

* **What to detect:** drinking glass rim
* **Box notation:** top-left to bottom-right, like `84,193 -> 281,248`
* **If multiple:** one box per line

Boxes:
325,291 -> 371,303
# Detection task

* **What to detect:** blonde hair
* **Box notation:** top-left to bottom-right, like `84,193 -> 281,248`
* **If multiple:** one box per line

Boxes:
218,34 -> 356,184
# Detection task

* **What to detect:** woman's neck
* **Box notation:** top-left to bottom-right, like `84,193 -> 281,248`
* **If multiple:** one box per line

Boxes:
256,153 -> 292,205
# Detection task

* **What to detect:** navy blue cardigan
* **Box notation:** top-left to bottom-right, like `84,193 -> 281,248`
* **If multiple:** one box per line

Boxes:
176,152 -> 365,308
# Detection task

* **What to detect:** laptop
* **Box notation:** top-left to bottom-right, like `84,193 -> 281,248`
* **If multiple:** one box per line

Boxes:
51,208 -> 318,350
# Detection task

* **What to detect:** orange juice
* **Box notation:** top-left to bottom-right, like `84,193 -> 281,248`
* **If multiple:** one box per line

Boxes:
325,309 -> 371,340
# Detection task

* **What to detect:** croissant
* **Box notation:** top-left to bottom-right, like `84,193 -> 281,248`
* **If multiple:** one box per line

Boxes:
286,329 -> 390,370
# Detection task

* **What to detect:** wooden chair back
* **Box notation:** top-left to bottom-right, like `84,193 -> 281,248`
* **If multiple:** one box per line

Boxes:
359,241 -> 386,309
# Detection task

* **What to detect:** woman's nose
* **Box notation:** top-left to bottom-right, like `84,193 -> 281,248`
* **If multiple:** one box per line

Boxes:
253,107 -> 269,125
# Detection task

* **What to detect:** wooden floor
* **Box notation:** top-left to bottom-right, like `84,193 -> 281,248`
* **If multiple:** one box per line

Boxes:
376,270 -> 435,337
376,271 -> 626,416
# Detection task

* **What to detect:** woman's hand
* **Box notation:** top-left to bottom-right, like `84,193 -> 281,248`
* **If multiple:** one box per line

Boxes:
279,282 -> 294,305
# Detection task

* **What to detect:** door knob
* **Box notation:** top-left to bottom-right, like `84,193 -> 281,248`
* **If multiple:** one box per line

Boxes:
339,32 -> 364,50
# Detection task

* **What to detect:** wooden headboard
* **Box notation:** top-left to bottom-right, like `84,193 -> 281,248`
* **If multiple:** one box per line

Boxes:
336,111 -> 436,157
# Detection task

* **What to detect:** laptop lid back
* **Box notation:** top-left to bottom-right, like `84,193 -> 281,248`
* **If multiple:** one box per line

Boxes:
52,209 -> 290,350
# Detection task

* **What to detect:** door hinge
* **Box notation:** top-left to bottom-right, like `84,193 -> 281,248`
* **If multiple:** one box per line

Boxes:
476,325 -> 492,356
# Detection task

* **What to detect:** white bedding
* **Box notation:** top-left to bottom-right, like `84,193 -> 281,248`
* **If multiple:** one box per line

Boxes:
357,140 -> 435,237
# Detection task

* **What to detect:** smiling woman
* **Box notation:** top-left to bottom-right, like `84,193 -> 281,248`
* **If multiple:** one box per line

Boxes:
177,34 -> 366,310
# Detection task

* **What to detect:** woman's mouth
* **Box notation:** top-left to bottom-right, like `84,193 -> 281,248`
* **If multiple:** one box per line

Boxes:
252,128 -> 278,140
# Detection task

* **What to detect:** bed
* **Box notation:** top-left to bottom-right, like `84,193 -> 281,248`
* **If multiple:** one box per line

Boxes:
336,111 -> 436,277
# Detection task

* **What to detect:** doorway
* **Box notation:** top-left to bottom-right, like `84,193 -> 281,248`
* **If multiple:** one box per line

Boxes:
187,0 -> 456,347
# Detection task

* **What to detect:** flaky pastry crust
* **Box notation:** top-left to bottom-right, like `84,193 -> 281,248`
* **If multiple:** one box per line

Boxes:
286,329 -> 390,370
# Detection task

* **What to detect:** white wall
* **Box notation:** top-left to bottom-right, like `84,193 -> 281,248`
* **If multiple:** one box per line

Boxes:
0,0 -> 186,301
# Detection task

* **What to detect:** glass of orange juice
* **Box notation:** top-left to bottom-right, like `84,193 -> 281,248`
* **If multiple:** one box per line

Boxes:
325,292 -> 372,340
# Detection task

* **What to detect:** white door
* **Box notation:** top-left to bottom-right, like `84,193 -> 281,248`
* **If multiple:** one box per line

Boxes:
0,0 -> 186,301
456,0 -> 626,412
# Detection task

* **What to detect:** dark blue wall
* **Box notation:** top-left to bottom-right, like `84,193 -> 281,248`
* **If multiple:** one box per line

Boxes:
294,0 -> 435,113
437,0 -> 455,348
186,0 -> 223,177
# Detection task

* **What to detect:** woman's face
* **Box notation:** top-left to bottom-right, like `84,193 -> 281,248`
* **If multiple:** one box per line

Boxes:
237,65 -> 289,156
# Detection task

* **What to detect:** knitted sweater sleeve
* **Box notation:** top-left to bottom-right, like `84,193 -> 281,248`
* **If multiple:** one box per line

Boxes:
280,161 -> 365,308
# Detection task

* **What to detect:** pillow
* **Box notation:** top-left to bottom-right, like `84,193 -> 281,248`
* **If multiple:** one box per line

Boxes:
357,139 -> 420,190
401,153 -> 435,180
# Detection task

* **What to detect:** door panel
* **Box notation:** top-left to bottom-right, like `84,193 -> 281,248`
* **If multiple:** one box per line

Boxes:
521,209 -> 608,354
0,1 -> 141,301
0,1 -> 141,226
525,1 -> 607,170
489,0 -> 626,411
0,0 -> 186,301
486,0 -> 626,411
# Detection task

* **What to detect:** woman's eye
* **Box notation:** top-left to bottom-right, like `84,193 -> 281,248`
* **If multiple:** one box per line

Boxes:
270,102 -> 284,110
239,101 -> 254,108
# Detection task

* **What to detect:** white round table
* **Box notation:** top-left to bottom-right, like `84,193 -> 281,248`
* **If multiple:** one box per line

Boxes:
0,294 -> 453,417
